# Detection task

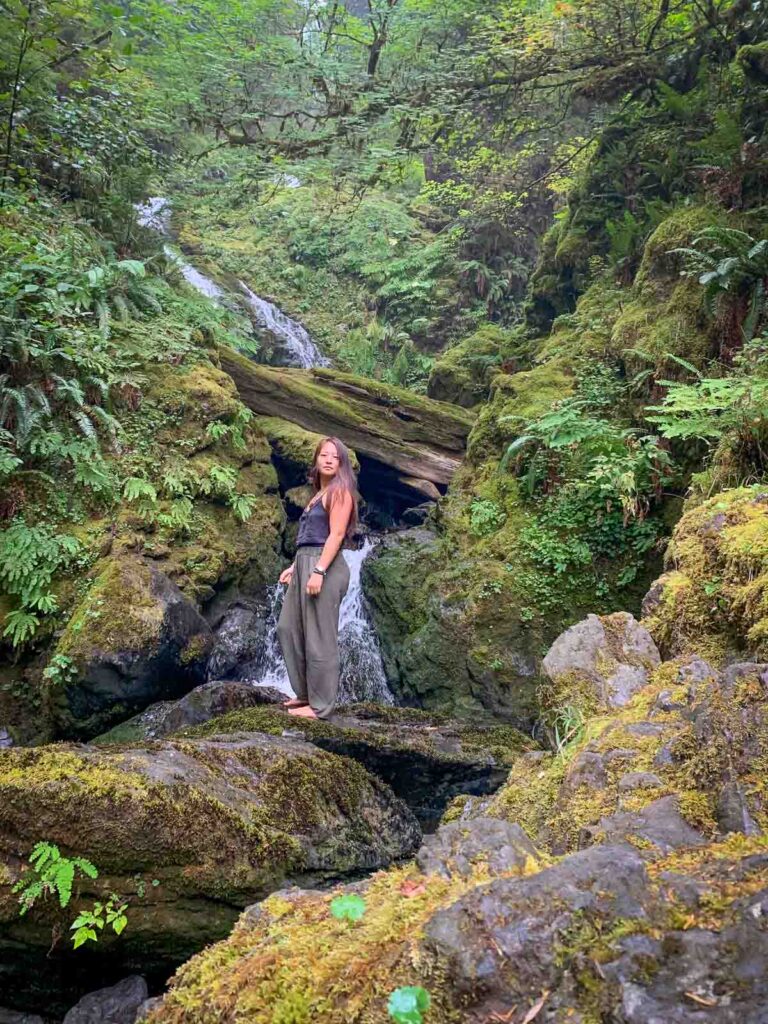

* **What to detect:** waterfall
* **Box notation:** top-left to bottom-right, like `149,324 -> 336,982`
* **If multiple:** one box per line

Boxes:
229,538 -> 394,705
135,197 -> 328,368
237,280 -> 329,369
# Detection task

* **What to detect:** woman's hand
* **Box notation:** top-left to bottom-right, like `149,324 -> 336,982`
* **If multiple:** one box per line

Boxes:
279,565 -> 294,586
306,572 -> 323,597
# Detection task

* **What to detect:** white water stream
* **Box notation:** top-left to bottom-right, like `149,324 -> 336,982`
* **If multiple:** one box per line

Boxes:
243,538 -> 393,704
135,197 -> 327,367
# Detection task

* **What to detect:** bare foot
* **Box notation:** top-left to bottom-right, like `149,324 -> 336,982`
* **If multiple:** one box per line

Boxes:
288,705 -> 319,718
282,699 -> 308,709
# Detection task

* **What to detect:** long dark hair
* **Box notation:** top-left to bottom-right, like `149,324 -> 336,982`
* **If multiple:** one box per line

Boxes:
308,435 -> 359,536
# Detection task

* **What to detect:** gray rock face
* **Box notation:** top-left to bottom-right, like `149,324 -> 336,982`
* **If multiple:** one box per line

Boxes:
94,680 -> 284,744
416,817 -> 542,880
585,796 -> 706,853
543,612 -> 661,709
424,844 -> 649,1003
63,977 -> 148,1024
610,887 -> 768,1023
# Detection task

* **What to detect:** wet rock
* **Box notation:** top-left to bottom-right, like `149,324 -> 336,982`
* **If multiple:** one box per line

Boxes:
183,703 -> 535,828
0,729 -> 13,749
0,732 -> 419,1014
618,771 -> 664,791
416,818 -> 542,879
400,502 -> 435,526
94,680 -> 284,743
63,977 -> 148,1024
585,795 -> 706,853
47,557 -> 213,740
716,781 -> 761,836
542,612 -> 661,712
206,603 -> 271,681
562,751 -> 608,791
423,844 -> 649,1001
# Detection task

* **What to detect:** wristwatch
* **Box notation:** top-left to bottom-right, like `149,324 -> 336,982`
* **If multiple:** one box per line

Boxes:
312,566 -> 327,577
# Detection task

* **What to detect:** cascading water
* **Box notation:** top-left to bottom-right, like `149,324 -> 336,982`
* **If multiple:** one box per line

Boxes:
237,280 -> 329,369
135,197 -> 328,368
227,537 -> 394,705
135,198 -> 227,302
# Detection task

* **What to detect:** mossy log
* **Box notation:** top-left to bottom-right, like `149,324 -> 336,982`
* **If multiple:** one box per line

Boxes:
218,348 -> 475,486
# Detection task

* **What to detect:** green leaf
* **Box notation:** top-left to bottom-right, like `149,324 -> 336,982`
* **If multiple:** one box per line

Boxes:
387,986 -> 431,1023
330,893 -> 367,922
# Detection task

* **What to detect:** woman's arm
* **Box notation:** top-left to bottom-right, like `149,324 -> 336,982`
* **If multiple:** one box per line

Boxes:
306,490 -> 353,595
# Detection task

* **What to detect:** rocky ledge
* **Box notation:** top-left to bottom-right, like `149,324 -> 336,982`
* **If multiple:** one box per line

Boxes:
0,733 -> 419,1015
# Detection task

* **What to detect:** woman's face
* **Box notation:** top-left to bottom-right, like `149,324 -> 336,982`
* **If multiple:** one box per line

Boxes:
317,441 -> 340,479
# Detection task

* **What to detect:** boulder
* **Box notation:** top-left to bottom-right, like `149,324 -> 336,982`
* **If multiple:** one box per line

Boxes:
0,733 -> 419,1014
220,350 -> 474,486
182,703 -> 535,827
94,680 -> 284,744
63,977 -> 148,1024
542,611 -> 661,714
416,817 -> 543,879
143,813 -> 768,1023
361,528 -> 539,724
45,557 -> 214,740
642,487 -> 768,663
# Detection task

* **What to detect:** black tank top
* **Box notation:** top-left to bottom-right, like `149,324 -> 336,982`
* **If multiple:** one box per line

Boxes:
296,498 -> 330,548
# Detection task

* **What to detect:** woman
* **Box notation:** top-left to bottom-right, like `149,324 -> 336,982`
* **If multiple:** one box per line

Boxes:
276,436 -> 358,719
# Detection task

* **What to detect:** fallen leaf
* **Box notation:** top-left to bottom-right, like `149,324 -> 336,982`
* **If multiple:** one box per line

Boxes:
488,1007 -> 517,1023
399,879 -> 427,898
521,990 -> 550,1024
685,992 -> 718,1007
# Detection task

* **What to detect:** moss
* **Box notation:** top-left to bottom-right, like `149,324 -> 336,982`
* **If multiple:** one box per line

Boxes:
738,42 -> 768,82
643,487 -> 768,661
148,851 -> 537,1024
427,326 -> 522,408
181,705 -> 534,768
56,557 -> 164,666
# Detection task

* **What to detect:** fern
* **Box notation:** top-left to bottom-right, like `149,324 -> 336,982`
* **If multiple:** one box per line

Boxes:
230,493 -> 257,522
123,476 -> 158,503
13,842 -> 98,915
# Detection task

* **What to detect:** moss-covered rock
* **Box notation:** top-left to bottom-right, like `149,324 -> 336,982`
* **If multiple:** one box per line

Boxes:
361,527 -> 541,726
0,733 -> 419,1014
146,811 -> 768,1023
478,653 -> 768,856
182,702 -> 535,827
642,487 -> 768,663
46,556 -> 212,739
426,326 -> 521,408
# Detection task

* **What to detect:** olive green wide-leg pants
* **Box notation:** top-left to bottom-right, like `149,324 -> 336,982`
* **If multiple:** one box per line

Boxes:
276,546 -> 350,718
